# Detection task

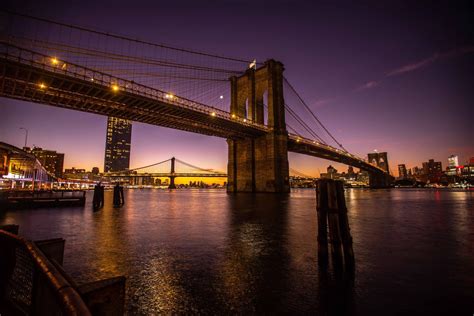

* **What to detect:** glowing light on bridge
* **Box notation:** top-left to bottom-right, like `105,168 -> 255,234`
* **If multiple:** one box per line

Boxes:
219,95 -> 224,99
231,114 -> 236,118
50,57 -> 59,65
111,84 -> 119,92
243,118 -> 247,122
165,93 -> 174,99
211,112 -> 216,117
38,83 -> 46,89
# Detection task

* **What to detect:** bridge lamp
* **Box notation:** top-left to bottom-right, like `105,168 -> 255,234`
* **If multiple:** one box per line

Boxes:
243,118 -> 247,122
38,83 -> 46,89
219,95 -> 224,99
296,138 -> 300,143
111,84 -> 119,92
51,57 -> 59,65
231,114 -> 236,118
211,112 -> 216,117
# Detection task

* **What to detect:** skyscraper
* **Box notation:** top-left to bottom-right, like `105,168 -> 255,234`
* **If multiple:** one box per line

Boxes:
104,117 -> 132,172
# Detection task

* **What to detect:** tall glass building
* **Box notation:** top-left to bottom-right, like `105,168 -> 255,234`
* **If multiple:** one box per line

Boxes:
104,117 -> 132,172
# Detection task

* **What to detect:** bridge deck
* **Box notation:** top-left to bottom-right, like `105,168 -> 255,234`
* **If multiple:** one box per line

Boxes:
103,173 -> 227,178
0,43 -> 386,175
0,44 -> 267,139
287,137 -> 386,174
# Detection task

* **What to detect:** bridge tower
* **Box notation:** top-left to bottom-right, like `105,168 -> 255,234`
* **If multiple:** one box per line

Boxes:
227,60 -> 290,193
367,152 -> 392,188
169,157 -> 177,189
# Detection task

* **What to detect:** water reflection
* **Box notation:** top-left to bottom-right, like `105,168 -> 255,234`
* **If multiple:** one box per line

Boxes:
0,188 -> 472,314
216,194 -> 291,313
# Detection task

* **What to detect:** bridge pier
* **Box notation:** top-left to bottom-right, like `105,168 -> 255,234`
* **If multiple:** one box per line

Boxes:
368,172 -> 392,188
168,176 -> 176,189
227,60 -> 289,193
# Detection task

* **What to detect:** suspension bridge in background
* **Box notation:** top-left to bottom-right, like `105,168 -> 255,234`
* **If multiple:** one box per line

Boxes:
102,156 -> 315,188
0,11 -> 391,192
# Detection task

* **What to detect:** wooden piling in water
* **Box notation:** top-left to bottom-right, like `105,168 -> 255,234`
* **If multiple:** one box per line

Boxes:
316,179 -> 355,269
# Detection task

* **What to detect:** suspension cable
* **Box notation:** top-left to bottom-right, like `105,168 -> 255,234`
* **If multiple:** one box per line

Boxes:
125,158 -> 172,172
174,158 -> 224,174
285,103 -> 326,143
289,168 -> 314,178
284,77 -> 348,151
3,10 -> 254,64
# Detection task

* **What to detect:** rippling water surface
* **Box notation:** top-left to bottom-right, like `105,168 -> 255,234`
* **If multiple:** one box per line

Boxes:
1,189 -> 473,315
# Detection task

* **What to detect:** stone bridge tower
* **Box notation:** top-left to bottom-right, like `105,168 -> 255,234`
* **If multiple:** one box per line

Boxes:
227,60 -> 290,193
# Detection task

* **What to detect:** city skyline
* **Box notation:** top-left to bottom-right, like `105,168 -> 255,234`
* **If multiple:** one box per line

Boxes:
1,1 -> 473,176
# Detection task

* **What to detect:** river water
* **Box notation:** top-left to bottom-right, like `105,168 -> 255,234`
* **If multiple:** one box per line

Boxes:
1,188 -> 473,315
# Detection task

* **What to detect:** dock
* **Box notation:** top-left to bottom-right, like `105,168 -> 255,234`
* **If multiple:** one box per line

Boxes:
0,190 -> 86,209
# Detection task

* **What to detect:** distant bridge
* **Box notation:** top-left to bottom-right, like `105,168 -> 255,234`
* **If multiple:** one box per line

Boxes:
0,12 -> 391,192
102,157 -> 226,188
101,157 -> 317,189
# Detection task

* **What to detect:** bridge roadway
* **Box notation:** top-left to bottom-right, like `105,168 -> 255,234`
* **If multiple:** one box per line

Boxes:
103,173 -> 227,178
0,43 -> 385,175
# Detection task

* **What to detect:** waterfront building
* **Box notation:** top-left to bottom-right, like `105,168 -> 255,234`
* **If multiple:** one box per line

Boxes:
347,166 -> 355,176
398,164 -> 408,179
320,165 -> 339,180
448,155 -> 459,168
446,155 -> 459,176
422,159 -> 443,183
368,152 -> 390,174
64,167 -> 86,174
104,116 -> 132,172
462,162 -> 474,182
30,147 -> 64,178
0,142 -> 53,189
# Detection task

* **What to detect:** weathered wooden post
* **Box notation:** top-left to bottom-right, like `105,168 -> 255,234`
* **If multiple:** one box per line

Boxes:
316,179 -> 355,269
316,181 -> 329,266
335,181 -> 355,268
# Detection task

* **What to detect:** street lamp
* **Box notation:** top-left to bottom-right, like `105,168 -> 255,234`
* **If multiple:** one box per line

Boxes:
19,127 -> 28,148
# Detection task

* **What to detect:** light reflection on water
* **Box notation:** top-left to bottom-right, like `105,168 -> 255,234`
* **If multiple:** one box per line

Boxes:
1,188 -> 473,315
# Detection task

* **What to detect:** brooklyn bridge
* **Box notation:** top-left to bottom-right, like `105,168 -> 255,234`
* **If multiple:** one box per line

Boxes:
0,11 -> 391,191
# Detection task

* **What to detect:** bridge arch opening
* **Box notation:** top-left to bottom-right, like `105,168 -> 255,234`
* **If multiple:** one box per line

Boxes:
262,90 -> 268,126
245,98 -> 249,120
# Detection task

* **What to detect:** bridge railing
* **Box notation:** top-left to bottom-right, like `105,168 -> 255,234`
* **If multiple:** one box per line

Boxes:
0,42 -> 268,132
0,229 -> 91,315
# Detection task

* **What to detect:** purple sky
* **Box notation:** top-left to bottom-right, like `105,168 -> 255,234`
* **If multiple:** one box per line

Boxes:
1,0 -> 473,176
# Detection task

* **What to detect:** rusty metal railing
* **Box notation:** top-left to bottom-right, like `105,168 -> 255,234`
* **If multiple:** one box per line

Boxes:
0,229 -> 91,315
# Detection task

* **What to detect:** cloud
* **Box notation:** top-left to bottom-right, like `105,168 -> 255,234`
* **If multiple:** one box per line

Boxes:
355,80 -> 379,91
387,45 -> 474,77
386,54 -> 438,76
312,97 -> 336,107
353,45 -> 474,93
